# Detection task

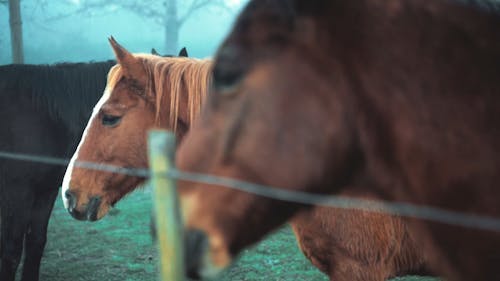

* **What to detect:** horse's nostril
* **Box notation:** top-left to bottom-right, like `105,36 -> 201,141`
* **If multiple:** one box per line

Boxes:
86,196 -> 102,221
65,190 -> 76,210
65,190 -> 87,220
64,190 -> 73,199
184,228 -> 209,280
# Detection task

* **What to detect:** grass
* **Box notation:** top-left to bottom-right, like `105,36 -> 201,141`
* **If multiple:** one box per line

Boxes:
35,188 -> 440,281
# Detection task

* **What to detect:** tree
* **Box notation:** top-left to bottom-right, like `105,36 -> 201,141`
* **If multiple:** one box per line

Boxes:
44,0 -> 233,54
8,0 -> 24,63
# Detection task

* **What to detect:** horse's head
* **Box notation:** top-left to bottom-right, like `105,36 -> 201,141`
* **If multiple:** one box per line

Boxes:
176,0 -> 361,278
62,37 -> 210,221
61,38 -> 156,221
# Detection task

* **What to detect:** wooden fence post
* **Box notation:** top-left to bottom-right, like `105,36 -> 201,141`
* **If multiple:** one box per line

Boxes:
148,130 -> 185,281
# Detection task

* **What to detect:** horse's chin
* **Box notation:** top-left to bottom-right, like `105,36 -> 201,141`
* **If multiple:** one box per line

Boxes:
184,228 -> 232,280
94,202 -> 111,221
196,253 -> 228,280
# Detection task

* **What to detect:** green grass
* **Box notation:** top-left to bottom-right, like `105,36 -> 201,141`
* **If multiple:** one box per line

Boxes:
36,189 -> 440,281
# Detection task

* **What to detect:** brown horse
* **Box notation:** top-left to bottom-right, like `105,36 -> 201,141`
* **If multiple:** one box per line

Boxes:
61,39 -> 212,220
61,39 -> 429,280
174,0 -> 500,280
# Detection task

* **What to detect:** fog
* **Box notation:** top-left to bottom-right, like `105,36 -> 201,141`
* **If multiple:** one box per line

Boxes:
0,0 -> 248,64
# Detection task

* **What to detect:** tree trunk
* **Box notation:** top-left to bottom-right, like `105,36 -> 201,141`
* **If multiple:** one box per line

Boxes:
8,0 -> 23,64
164,0 -> 179,54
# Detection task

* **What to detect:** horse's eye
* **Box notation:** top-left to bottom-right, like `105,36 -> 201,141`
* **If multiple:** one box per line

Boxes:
101,114 -> 122,127
213,47 -> 245,94
213,64 -> 243,92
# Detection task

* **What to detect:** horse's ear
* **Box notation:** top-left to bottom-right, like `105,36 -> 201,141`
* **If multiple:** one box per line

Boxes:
108,36 -> 144,80
109,36 -> 134,64
151,48 -> 160,56
179,47 -> 188,57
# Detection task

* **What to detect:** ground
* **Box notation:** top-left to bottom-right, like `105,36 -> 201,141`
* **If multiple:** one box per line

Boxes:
35,189 -> 440,281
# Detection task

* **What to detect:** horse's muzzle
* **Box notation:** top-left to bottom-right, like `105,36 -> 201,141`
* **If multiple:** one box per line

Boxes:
184,228 -> 209,280
65,190 -> 101,221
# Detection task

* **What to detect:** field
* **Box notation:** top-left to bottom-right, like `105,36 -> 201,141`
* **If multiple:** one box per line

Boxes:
34,188 -> 440,281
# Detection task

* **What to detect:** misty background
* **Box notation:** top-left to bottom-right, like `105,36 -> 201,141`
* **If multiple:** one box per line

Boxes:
0,0 -> 249,64
3,0 -> 500,65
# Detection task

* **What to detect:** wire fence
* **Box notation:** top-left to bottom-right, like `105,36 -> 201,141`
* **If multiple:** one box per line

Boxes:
1,150 -> 500,232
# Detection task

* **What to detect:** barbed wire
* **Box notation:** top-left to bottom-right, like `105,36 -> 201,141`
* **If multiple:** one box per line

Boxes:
0,151 -> 149,177
1,150 -> 500,232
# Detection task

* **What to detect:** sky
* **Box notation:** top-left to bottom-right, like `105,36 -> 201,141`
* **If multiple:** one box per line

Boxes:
0,0 -> 248,64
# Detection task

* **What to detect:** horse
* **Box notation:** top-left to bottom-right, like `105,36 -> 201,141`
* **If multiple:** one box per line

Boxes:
0,60 -> 115,281
172,0 -> 500,280
151,47 -> 188,58
61,38 -> 430,280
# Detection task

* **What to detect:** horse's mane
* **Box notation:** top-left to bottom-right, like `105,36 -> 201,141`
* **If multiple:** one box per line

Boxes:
0,61 -> 116,135
106,54 -> 212,131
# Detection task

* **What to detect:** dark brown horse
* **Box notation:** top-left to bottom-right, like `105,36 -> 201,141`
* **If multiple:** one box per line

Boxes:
290,195 -> 428,280
174,0 -> 500,280
62,39 -> 429,280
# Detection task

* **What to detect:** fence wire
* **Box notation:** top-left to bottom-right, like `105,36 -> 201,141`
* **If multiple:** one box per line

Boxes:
1,150 -> 500,232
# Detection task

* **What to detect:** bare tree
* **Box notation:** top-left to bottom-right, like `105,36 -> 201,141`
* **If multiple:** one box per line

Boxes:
0,0 -> 5,60
43,0 -> 232,54
8,0 -> 24,63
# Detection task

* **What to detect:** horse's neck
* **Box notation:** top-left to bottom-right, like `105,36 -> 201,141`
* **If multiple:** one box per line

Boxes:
54,62 -> 115,138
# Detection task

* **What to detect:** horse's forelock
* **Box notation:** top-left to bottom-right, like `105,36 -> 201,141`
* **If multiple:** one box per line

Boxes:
105,54 -> 212,131
135,55 -> 212,131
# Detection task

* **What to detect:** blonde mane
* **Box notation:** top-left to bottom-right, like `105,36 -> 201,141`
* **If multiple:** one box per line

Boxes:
105,54 -> 212,131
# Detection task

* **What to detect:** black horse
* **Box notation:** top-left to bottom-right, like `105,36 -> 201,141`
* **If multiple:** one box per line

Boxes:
0,61 -> 115,281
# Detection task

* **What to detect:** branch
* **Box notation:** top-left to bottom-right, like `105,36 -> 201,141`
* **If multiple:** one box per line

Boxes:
43,1 -> 119,21
178,0 -> 230,25
43,0 -> 164,23
104,0 -> 164,20
119,2 -> 164,20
